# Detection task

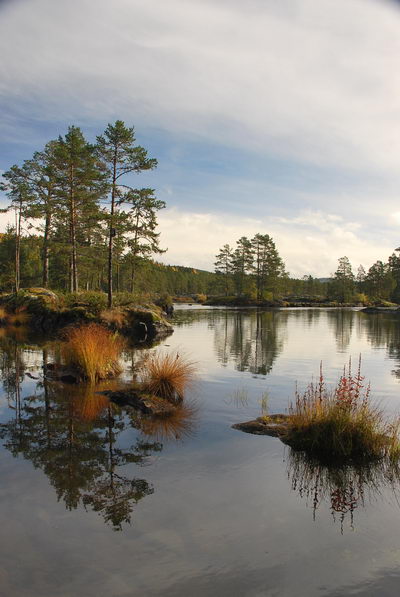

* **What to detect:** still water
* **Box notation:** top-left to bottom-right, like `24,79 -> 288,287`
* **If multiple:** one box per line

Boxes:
2,307 -> 400,596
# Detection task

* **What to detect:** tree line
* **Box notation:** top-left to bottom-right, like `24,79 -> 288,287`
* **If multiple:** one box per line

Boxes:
0,121 -> 165,307
215,236 -> 400,304
328,253 -> 400,303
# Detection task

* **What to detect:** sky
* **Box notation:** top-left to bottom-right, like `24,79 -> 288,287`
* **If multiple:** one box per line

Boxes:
1,0 -> 400,277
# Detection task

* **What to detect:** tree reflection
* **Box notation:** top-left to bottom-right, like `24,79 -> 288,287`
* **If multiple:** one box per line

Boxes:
0,361 -> 162,531
287,448 -> 400,533
213,310 -> 287,375
327,309 -> 355,353
361,313 -> 400,379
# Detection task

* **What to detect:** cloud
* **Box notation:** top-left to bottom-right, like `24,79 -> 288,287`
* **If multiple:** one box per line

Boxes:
156,207 -> 395,276
1,0 -> 400,276
1,0 -> 400,175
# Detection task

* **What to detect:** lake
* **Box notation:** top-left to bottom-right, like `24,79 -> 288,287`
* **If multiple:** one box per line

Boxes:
1,307 -> 400,596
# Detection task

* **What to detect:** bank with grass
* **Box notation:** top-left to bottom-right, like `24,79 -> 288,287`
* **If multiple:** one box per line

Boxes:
0,288 -> 173,342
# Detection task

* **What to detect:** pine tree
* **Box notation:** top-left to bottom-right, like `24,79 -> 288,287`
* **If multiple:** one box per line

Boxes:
356,264 -> 366,293
215,244 -> 233,296
0,165 -> 35,291
122,188 -> 166,293
250,234 -> 284,300
231,236 -> 253,296
328,256 -> 355,303
53,126 -> 107,292
96,121 -> 157,307
21,141 -> 59,287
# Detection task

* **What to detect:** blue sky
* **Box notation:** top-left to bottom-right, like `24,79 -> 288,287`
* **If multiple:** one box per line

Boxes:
1,0 -> 400,276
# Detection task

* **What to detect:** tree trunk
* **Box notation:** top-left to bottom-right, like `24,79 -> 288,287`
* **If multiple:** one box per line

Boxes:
130,262 -> 135,294
15,203 -> 21,292
42,210 -> 51,288
107,155 -> 118,309
69,166 -> 78,292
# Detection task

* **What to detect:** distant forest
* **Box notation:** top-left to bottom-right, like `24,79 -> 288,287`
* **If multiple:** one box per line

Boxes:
214,237 -> 400,304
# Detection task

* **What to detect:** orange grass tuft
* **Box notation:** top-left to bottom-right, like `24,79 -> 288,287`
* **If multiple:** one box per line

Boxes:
140,352 -> 196,402
62,323 -> 124,383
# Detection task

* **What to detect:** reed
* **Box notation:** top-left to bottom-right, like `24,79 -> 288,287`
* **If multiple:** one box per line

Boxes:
140,352 -> 196,402
62,323 -> 124,383
285,358 -> 400,463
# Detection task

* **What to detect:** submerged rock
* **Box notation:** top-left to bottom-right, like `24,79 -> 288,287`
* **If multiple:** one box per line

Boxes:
44,363 -> 80,384
232,414 -> 289,437
102,389 -> 177,416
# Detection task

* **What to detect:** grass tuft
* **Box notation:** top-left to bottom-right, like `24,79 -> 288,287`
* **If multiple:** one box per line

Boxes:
62,323 -> 124,383
140,351 -> 196,402
284,357 -> 400,463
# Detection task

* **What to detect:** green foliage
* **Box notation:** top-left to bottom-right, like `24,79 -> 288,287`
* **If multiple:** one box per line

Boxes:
62,291 -> 108,316
353,293 -> 370,305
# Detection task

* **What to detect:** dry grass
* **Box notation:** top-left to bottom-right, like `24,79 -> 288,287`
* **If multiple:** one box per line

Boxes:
100,308 -> 126,329
285,357 -> 400,463
62,323 -> 124,383
140,351 -> 196,402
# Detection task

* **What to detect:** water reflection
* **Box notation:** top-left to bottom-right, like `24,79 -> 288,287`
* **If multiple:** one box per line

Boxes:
326,310 -> 355,353
0,375 -> 161,530
0,333 -> 201,530
213,310 -> 287,375
287,449 -> 400,533
130,400 -> 199,442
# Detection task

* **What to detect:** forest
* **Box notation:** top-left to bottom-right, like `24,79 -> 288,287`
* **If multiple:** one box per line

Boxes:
1,120 -> 400,305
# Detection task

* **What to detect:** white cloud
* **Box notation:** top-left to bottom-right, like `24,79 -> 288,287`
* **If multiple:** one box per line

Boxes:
157,207 -> 395,276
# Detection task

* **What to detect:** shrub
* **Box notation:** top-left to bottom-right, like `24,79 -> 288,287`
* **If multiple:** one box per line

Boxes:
353,293 -> 370,306
284,358 -> 400,463
63,291 -> 108,315
140,352 -> 196,402
154,293 -> 173,309
62,323 -> 124,383
114,291 -> 149,307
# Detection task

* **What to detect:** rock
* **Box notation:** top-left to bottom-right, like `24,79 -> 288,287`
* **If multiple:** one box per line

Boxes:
232,414 -> 289,437
44,363 -> 80,383
27,287 -> 59,302
102,389 -> 177,416
361,306 -> 400,314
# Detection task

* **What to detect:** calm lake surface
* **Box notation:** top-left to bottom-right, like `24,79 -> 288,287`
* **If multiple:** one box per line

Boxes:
2,307 -> 400,596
